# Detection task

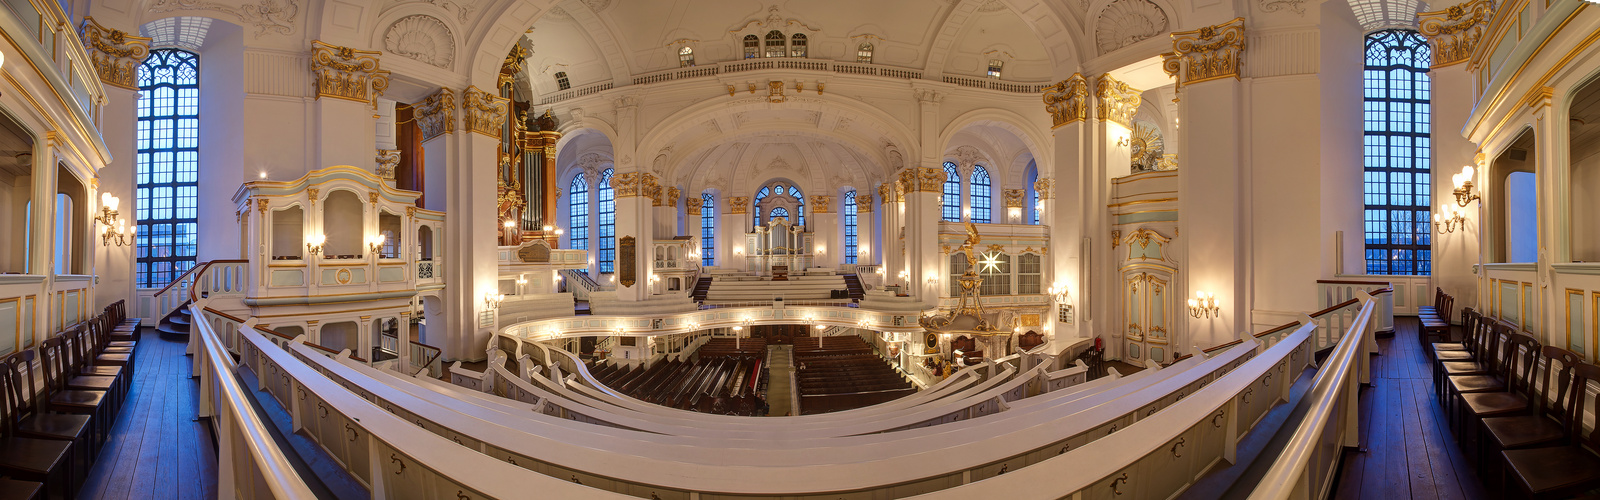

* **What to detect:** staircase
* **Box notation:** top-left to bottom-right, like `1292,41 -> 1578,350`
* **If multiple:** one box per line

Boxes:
690,277 -> 713,302
841,274 -> 865,300
156,300 -> 194,337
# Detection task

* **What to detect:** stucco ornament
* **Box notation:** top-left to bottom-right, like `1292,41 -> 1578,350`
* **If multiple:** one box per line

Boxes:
79,17 -> 152,90
1095,0 -> 1169,55
384,15 -> 456,69
1042,73 -> 1089,127
1418,0 -> 1494,67
151,0 -> 300,37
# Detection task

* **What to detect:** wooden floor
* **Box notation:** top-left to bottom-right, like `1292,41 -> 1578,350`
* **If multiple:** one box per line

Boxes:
77,332 -> 218,500
1332,318 -> 1490,500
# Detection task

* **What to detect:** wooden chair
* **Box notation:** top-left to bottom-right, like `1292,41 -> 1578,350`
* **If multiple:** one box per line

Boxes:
107,300 -> 141,343
68,326 -> 124,405
0,352 -> 75,500
1420,294 -> 1454,347
83,321 -> 133,378
1455,333 -> 1541,462
1436,320 -> 1499,404
0,352 -> 91,491
1443,327 -> 1522,430
0,478 -> 43,500
1480,347 -> 1583,493
1417,287 -> 1444,316
1432,307 -> 1478,357
98,314 -> 135,352
63,330 -> 120,414
1500,362 -> 1600,499
36,337 -> 109,447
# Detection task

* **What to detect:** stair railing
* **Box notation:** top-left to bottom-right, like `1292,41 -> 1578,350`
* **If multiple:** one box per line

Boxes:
409,340 -> 444,378
559,269 -> 601,300
152,259 -> 249,321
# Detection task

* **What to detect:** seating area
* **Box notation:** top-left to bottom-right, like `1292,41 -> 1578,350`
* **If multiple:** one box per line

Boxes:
589,339 -> 767,415
1427,307 -> 1600,498
701,275 -> 853,303
793,336 -> 914,414
0,301 -> 140,499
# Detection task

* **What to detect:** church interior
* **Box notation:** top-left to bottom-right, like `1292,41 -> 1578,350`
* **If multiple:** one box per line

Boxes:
0,0 -> 1597,497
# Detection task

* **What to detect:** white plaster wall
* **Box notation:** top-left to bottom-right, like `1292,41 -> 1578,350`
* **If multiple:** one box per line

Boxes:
196,22 -> 245,262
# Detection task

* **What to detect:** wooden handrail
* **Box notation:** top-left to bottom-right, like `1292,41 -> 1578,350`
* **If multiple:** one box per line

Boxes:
1315,279 -> 1393,285
203,307 -> 248,324
153,259 -> 247,298
1203,339 -> 1244,353
306,341 -> 368,363
1254,321 -> 1304,339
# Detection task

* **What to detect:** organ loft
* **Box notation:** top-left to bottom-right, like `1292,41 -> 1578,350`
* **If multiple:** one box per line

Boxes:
2,0 -> 1596,498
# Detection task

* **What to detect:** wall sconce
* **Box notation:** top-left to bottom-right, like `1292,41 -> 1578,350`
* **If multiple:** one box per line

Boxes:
962,208 -> 972,219
1188,291 -> 1220,318
515,276 -> 528,294
1047,283 -> 1072,304
859,244 -> 870,256
95,193 -> 120,227
1435,204 -> 1467,234
503,219 -> 516,229
1115,135 -> 1129,147
100,219 -> 135,247
1451,166 -> 1480,207
734,247 -> 744,255
613,327 -> 626,336
857,319 -> 870,329
306,234 -> 327,255
814,324 -> 826,332
483,291 -> 505,310
367,234 -> 386,254
925,274 -> 939,287
1008,207 -> 1022,223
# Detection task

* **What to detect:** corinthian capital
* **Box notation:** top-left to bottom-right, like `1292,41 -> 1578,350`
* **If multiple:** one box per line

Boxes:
1418,0 -> 1493,68
311,40 -> 390,106
413,88 -> 456,142
79,17 -> 152,90
1042,74 -> 1089,128
462,86 -> 509,138
1162,18 -> 1245,88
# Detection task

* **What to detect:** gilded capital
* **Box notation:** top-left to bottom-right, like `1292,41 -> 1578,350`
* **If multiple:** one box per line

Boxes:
375,149 -> 401,180
1003,189 -> 1025,208
877,184 -> 893,204
644,174 -> 663,205
1034,178 -> 1055,200
79,17 -> 151,90
1418,0 -> 1493,68
1043,73 -> 1089,128
311,41 -> 390,105
728,196 -> 751,214
414,88 -> 456,142
917,167 -> 944,192
667,187 -> 681,208
685,196 -> 703,215
1095,74 -> 1141,128
856,194 -> 874,212
462,86 -> 509,138
810,195 -> 833,213
1162,18 -> 1245,87
612,172 -> 641,198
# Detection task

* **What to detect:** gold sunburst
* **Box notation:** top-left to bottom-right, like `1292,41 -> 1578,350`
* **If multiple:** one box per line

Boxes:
978,252 -> 1004,273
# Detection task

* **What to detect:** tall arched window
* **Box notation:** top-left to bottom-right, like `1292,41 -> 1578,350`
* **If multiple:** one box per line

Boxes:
942,161 -> 961,222
790,33 -> 807,57
857,43 -> 874,63
555,71 -> 571,91
1363,30 -> 1432,275
700,192 -> 715,267
598,168 -> 615,273
754,185 -> 771,226
678,46 -> 694,67
970,165 -> 992,223
1025,161 -> 1040,225
764,30 -> 785,57
135,48 -> 201,288
843,190 -> 858,264
743,35 -> 760,59
569,175 -> 589,251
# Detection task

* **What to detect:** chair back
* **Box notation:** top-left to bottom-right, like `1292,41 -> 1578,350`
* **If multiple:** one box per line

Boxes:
0,351 -> 27,437
1459,308 -> 1480,347
1536,347 -> 1583,424
1502,333 -> 1542,398
1565,362 -> 1600,451
37,334 -> 76,393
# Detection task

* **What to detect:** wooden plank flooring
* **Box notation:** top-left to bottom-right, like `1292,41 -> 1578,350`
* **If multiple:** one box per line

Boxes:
1332,318 -> 1489,500
77,332 -> 218,500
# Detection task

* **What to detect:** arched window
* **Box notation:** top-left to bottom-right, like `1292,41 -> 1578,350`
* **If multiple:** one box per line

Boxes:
790,33 -> 807,57
789,185 -> 806,227
857,43 -> 874,63
743,35 -> 760,59
970,165 -> 992,223
1362,30 -> 1431,275
135,48 -> 201,288
754,185 -> 771,226
679,46 -> 694,67
700,192 -> 715,267
942,161 -> 961,222
555,71 -> 571,91
769,206 -> 789,221
1025,161 -> 1040,225
987,59 -> 1003,78
569,175 -> 589,251
598,168 -> 615,273
843,191 -> 858,264
764,30 -> 785,58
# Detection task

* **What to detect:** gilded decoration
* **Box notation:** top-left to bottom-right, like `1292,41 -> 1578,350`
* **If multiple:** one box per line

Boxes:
612,172 -> 642,198
647,177 -> 663,206
685,197 -> 703,215
414,88 -> 456,142
1162,18 -> 1245,87
311,40 -> 390,106
767,81 -> 787,103
667,187 -> 681,208
917,167 -> 944,192
1095,74 -> 1141,127
79,17 -> 151,90
857,194 -> 874,212
1003,189 -> 1025,208
1112,230 -> 1122,247
922,221 -> 1000,335
375,149 -> 401,180
897,170 -> 918,194
810,195 -> 833,213
619,236 -> 637,287
461,86 -> 508,138
1419,0 -> 1493,68
877,184 -> 892,205
1034,178 -> 1055,200
1042,73 -> 1089,128
728,196 -> 750,214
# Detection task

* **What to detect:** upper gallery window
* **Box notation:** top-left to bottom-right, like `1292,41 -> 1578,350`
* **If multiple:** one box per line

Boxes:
569,175 -> 589,251
599,168 -> 615,273
700,193 -> 715,267
743,35 -> 760,59
790,33 -> 807,57
844,190 -> 858,264
135,48 -> 201,288
764,30 -> 786,58
987,59 -> 1003,78
942,162 -> 961,222
970,165 -> 992,223
555,71 -> 571,91
679,46 -> 695,67
857,43 -> 874,63
1362,30 -> 1432,275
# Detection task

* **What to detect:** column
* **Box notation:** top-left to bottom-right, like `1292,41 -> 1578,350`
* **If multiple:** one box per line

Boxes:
685,196 -> 704,263
1420,1 -> 1493,310
309,41 -> 385,172
909,89 -> 945,307
1166,19 -> 1246,346
612,171 -> 651,301
80,17 -> 149,309
810,195 -> 837,269
724,196 -> 751,272
655,186 -> 678,238
1041,73 -> 1090,344
856,193 -> 877,276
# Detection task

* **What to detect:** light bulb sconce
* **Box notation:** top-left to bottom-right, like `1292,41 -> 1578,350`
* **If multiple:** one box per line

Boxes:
1435,205 -> 1467,234
306,234 -> 327,255
1187,291 -> 1220,319
1115,136 -> 1129,147
1451,166 -> 1480,207
94,193 -> 120,227
367,234 -> 387,254
99,219 -> 135,247
1047,283 -> 1072,304
483,291 -> 505,310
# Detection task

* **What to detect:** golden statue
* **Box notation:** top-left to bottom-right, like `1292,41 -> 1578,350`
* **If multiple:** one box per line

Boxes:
962,221 -> 981,269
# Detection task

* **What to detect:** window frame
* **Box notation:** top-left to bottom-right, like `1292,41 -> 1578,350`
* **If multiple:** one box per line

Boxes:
569,175 -> 589,251
1361,29 -> 1433,276
135,48 -> 201,288
970,165 -> 992,223
764,30 -> 785,58
598,168 -> 615,274
700,192 -> 715,267
843,190 -> 858,264
942,161 -> 962,222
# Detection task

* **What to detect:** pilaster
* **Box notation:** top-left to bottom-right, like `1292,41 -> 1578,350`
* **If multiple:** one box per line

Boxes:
310,41 -> 387,170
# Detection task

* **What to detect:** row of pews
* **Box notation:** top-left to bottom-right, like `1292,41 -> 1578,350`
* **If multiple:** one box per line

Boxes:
793,336 -> 914,414
588,338 -> 768,415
